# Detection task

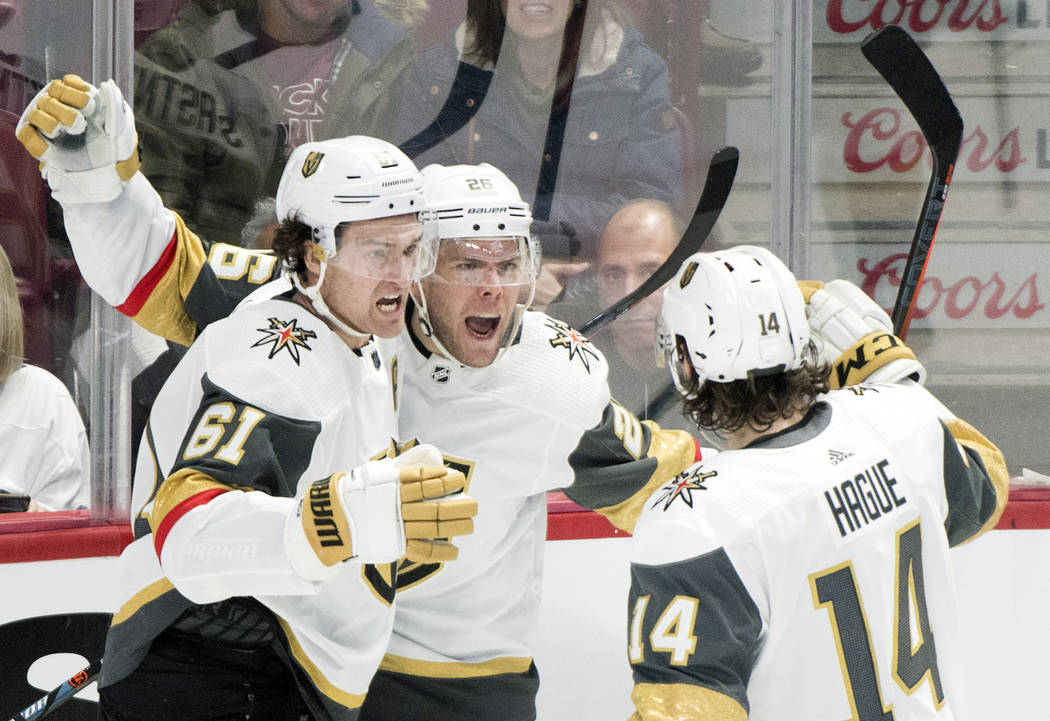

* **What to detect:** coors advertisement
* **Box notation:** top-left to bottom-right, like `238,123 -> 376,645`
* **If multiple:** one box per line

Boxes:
818,0 -> 1050,40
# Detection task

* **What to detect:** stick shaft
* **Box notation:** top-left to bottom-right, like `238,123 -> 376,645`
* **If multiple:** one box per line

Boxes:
579,146 -> 739,335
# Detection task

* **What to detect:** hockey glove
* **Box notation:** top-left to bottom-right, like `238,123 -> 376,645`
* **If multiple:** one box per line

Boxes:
285,444 -> 477,579
16,74 -> 140,204
799,279 -> 926,389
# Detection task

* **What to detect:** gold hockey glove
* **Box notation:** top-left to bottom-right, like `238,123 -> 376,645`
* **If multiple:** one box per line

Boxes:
285,444 -> 476,579
16,74 -> 139,204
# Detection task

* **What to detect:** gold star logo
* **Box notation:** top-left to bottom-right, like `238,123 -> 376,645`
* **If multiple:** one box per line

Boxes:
546,318 -> 600,373
252,317 -> 317,365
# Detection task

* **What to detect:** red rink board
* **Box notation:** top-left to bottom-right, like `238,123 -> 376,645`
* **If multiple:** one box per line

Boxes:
0,485 -> 1042,563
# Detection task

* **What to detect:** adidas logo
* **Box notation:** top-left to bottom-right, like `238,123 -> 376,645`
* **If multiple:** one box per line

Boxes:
828,449 -> 854,465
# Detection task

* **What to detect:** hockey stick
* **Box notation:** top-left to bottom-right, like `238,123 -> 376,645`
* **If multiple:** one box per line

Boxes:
860,25 -> 963,339
578,146 -> 739,335
4,658 -> 100,721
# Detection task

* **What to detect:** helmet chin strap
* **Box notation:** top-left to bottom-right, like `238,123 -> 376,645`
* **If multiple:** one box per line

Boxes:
413,280 -> 536,368
294,261 -> 373,344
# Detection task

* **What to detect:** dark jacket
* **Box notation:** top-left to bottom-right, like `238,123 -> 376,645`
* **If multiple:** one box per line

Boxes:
396,15 -> 681,259
134,0 -> 418,245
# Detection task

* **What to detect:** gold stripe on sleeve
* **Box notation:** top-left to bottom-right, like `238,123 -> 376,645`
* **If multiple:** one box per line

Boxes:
150,467 -> 233,533
598,423 -> 697,534
944,417 -> 1010,542
630,682 -> 747,721
130,211 -> 208,346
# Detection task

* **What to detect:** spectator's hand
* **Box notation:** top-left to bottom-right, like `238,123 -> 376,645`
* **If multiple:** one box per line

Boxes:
285,444 -> 477,579
531,220 -> 580,260
16,74 -> 139,204
533,261 -> 590,311
799,279 -> 925,389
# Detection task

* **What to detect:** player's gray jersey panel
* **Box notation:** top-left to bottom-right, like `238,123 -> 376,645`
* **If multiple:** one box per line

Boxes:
169,374 -> 321,496
185,243 -> 282,336
629,548 -> 762,713
630,383 -> 978,720
565,400 -> 660,509
939,420 -> 1000,546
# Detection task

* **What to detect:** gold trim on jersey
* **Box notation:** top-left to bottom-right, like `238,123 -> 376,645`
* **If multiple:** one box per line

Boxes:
629,682 -> 746,721
943,417 -> 1009,542
377,653 -> 532,678
135,420 -> 163,527
130,211 -> 208,346
275,617 -> 367,708
362,562 -> 398,607
111,578 -> 176,626
151,468 -> 233,533
597,422 -> 697,533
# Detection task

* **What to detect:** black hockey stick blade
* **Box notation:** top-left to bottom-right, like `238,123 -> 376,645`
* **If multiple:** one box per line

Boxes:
5,658 -> 100,721
861,25 -> 963,338
579,146 -> 739,335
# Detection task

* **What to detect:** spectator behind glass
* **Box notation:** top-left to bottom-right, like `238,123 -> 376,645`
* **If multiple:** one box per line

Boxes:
396,0 -> 680,265
134,0 -> 424,244
0,244 -> 89,512
594,198 -> 690,429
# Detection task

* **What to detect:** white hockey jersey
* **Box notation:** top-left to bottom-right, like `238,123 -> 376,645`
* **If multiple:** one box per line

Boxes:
54,176 -> 700,720
104,284 -> 400,719
628,382 -> 1007,721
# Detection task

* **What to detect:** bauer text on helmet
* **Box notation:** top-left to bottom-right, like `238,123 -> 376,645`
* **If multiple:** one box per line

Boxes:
413,163 -> 540,367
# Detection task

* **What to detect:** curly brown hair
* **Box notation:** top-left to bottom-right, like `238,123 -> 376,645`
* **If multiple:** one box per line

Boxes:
678,348 -> 830,436
270,215 -> 316,283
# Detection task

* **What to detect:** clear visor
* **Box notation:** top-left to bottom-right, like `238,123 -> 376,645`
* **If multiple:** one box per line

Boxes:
655,314 -> 695,394
427,237 -> 536,287
326,219 -> 437,282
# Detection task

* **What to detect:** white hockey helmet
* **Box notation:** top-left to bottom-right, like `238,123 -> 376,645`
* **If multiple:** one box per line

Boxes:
275,135 -> 427,259
420,162 -> 539,282
413,163 -> 540,365
657,245 -> 809,391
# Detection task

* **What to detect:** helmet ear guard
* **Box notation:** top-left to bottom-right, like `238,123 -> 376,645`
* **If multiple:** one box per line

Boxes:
658,245 -> 809,392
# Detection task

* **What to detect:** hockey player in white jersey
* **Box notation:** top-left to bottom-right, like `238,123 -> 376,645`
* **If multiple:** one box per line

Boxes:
18,76 -> 478,721
18,76 -> 699,721
628,245 -> 1009,721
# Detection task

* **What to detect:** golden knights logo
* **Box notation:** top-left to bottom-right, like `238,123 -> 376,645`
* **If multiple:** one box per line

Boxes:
545,318 -> 599,373
679,260 -> 699,288
363,562 -> 398,607
252,317 -> 317,364
301,151 -> 324,178
373,439 -> 476,590
651,467 -> 717,511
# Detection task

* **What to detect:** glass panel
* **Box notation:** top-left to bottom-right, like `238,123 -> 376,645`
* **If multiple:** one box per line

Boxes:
0,1 -> 100,517
809,0 -> 1050,477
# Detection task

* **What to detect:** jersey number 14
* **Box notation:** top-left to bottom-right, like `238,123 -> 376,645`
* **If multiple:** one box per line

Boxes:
810,518 -> 945,720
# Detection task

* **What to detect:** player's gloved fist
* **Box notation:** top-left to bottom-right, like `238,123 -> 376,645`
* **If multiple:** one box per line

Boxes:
16,74 -> 140,204
799,279 -> 926,389
285,444 -> 476,580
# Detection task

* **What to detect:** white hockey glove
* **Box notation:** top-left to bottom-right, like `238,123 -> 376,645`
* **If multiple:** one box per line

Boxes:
285,444 -> 477,580
799,279 -> 926,389
16,74 -> 140,204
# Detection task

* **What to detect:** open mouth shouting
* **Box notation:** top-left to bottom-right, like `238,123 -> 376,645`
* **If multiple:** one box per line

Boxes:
465,314 -> 501,339
377,293 -> 405,316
